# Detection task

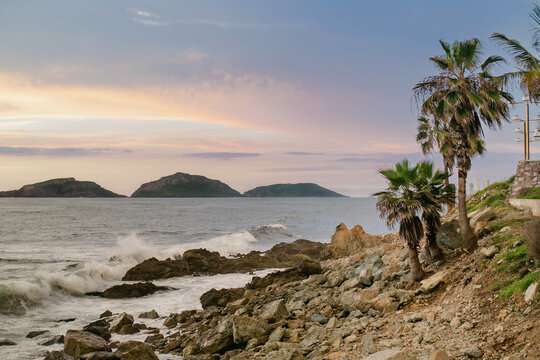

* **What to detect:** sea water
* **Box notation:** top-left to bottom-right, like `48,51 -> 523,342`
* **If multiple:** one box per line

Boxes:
0,197 -> 387,359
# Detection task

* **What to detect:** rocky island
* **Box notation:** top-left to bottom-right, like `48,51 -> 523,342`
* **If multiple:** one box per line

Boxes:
131,172 -> 242,197
0,178 -> 124,197
244,183 -> 346,197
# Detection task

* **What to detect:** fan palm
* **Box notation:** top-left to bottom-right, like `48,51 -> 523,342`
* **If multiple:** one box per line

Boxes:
415,161 -> 455,262
491,4 -> 540,100
416,116 -> 456,210
413,38 -> 512,251
374,160 -> 425,281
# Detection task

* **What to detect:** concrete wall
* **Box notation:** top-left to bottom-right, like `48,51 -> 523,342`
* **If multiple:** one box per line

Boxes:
511,160 -> 540,197
509,198 -> 540,216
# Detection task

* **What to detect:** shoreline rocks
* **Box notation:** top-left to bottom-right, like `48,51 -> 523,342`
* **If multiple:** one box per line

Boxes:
122,239 -> 330,281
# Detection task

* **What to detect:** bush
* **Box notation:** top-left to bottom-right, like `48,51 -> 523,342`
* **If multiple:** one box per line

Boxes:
524,218 -> 540,260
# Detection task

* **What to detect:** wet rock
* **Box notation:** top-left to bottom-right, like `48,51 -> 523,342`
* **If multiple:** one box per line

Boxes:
109,312 -> 134,333
437,219 -> 461,249
100,310 -> 112,318
0,339 -> 16,346
260,299 -> 289,323
115,340 -> 159,360
200,287 -> 244,309
27,330 -> 48,338
57,318 -> 76,323
43,351 -> 67,360
138,310 -> 159,319
64,330 -> 110,359
463,347 -> 483,358
87,282 -> 172,299
163,313 -> 180,328
83,320 -> 112,342
118,324 -> 139,335
144,334 -> 166,348
79,351 -> 120,360
122,240 -> 328,281
39,335 -> 64,346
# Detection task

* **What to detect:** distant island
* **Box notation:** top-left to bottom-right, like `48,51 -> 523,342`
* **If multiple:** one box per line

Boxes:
243,183 -> 346,197
0,178 -> 124,197
131,172 -> 242,197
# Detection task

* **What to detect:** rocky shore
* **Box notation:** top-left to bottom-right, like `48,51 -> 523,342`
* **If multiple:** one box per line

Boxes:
10,191 -> 539,360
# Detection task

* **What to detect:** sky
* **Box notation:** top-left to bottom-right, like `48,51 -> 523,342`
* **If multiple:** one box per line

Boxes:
0,0 -> 538,196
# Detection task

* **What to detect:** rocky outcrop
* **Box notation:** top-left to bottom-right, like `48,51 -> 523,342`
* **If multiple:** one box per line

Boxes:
86,282 -> 172,299
115,341 -> 159,360
244,183 -> 346,197
511,160 -> 540,197
0,178 -> 124,197
329,223 -> 396,257
200,288 -> 244,309
131,172 -> 241,197
122,240 -> 330,281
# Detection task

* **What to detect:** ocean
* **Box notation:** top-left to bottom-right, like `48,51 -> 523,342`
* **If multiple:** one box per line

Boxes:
0,197 -> 388,359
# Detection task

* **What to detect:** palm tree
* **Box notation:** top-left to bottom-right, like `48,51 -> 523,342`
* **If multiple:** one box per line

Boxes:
374,160 -> 425,281
491,4 -> 540,100
413,39 -> 513,251
415,161 -> 455,262
416,116 -> 456,210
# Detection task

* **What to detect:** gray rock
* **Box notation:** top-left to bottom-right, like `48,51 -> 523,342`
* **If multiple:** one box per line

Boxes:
354,254 -> 384,277
260,299 -> 289,323
339,289 -> 373,313
469,208 -> 495,229
199,318 -> 234,354
308,314 -> 328,324
109,312 -> 134,333
358,268 -> 374,286
437,219 -> 461,249
362,332 -> 377,354
405,313 -> 425,323
463,347 -> 483,358
524,282 -> 538,302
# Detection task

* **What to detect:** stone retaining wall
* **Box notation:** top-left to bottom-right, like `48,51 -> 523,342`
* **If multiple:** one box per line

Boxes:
511,160 -> 540,197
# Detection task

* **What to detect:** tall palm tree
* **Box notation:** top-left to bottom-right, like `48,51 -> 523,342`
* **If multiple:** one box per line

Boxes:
415,161 -> 455,262
413,39 -> 512,251
416,116 -> 456,210
374,160 -> 425,281
491,4 -> 540,100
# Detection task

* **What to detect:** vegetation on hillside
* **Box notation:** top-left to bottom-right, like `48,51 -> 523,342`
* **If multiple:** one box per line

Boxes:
243,183 -> 345,197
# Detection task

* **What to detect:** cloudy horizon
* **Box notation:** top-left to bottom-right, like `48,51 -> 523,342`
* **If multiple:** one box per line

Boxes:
0,1 -> 537,196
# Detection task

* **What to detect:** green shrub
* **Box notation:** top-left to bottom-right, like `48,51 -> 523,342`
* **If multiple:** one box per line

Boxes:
499,271 -> 540,299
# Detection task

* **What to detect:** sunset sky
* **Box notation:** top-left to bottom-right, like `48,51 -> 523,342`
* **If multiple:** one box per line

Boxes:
0,0 -> 538,196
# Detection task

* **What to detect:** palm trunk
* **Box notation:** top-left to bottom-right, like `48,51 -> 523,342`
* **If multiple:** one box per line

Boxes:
457,167 -> 477,251
426,228 -> 444,262
444,165 -> 455,213
408,246 -> 424,281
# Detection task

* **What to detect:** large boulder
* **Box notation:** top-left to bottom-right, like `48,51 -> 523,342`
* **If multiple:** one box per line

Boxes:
232,316 -> 273,345
200,288 -> 244,309
436,219 -> 461,249
329,223 -> 395,257
115,341 -> 158,360
64,330 -> 110,359
109,312 -> 134,333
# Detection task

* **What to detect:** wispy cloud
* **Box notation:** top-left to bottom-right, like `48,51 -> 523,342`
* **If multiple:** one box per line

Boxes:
127,7 -> 168,26
283,151 -> 325,156
337,152 -> 424,162
183,152 -> 261,160
0,147 -> 132,157
259,166 -> 340,172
